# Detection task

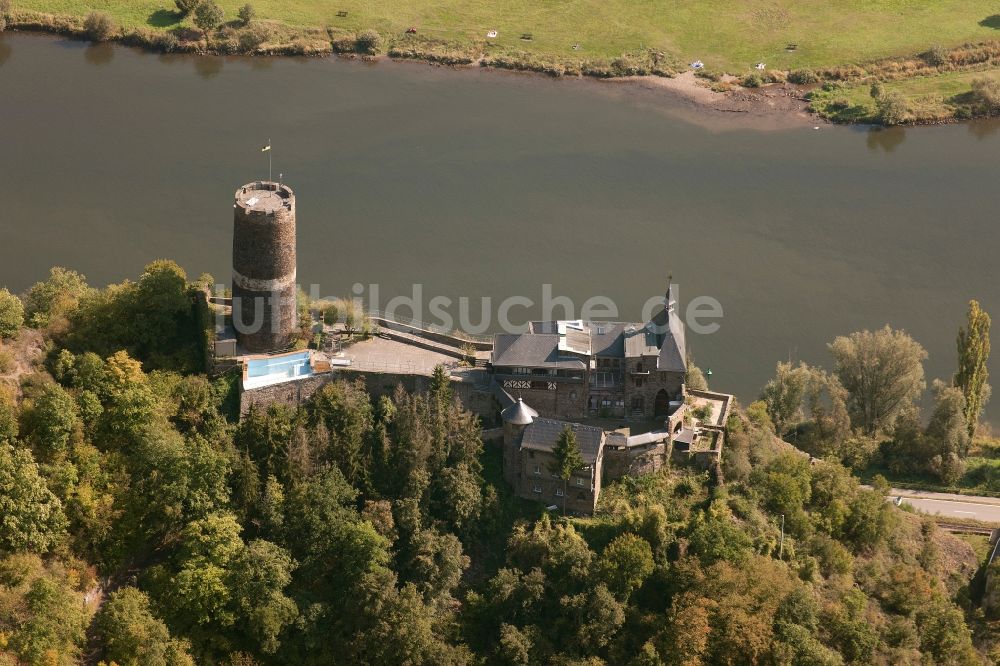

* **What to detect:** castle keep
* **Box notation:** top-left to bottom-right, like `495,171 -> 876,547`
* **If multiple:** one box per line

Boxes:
232,181 -> 297,353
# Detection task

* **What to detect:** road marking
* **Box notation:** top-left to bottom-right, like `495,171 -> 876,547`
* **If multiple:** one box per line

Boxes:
953,510 -> 976,514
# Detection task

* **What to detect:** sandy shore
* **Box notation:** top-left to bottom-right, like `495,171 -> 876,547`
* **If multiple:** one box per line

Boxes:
605,71 -> 818,130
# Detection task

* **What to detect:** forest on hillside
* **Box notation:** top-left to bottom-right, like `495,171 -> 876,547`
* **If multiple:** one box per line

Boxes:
0,262 -> 997,665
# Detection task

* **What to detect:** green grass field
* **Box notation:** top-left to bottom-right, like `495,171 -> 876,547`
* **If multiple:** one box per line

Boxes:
14,0 -> 1000,71
811,69 -> 1000,121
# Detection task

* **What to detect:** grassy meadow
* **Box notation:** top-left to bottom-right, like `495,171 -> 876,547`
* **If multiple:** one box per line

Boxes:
13,0 -> 1000,70
810,69 -> 1000,122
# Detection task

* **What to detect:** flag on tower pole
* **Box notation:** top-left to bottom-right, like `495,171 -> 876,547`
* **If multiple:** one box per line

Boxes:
262,140 -> 272,182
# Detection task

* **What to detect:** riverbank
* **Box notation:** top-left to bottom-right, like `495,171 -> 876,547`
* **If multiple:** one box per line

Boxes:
5,3 -> 1000,125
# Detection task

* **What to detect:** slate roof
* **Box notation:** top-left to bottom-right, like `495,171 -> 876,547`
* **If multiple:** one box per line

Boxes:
494,310 -> 685,373
501,398 -> 538,425
649,304 -> 687,373
520,418 -> 604,465
492,333 -> 587,370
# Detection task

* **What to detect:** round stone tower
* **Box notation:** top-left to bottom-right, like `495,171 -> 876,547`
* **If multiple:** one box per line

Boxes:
232,181 -> 297,353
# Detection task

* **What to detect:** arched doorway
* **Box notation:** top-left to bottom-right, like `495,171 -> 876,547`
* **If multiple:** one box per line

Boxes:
654,389 -> 670,417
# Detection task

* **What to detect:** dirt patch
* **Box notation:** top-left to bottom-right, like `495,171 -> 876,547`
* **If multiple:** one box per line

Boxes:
601,71 -> 818,130
0,329 -> 46,395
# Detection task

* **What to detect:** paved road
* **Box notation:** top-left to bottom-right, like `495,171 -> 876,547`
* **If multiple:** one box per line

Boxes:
891,488 -> 1000,523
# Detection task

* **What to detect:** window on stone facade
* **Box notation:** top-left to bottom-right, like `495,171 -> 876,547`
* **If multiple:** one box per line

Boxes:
533,465 -> 541,475
615,399 -> 624,407
513,367 -> 530,374
596,326 -> 605,335
601,398 -> 611,407
532,484 -> 542,493
576,477 -> 584,486
555,488 -> 564,497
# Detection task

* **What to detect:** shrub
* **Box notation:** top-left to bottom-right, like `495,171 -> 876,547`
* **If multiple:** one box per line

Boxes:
0,347 -> 14,374
742,72 -> 764,88
921,45 -> 948,67
83,11 -> 117,42
237,3 -> 255,25
175,0 -> 200,15
356,29 -> 382,54
788,68 -> 818,84
971,77 -> 1000,114
875,91 -> 908,125
0,289 -> 22,339
237,23 -> 269,51
194,0 -> 224,35
0,0 -> 10,31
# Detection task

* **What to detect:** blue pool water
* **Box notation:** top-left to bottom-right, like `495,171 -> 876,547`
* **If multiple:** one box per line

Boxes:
244,351 -> 313,389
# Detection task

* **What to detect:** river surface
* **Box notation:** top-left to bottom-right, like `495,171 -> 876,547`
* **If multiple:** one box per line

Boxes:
2,33 -> 998,421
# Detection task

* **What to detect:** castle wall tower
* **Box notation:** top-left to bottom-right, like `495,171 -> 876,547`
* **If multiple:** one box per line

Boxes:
232,181 -> 297,353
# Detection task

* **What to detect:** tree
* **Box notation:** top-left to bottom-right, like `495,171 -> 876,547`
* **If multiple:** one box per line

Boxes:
955,299 -> 990,437
829,326 -> 926,435
0,443 -> 68,553
175,0 -> 200,15
83,11 -> 116,41
924,380 -> 969,484
597,533 -> 654,600
875,91 -> 908,126
760,361 -> 810,435
23,381 -> 78,460
0,287 -> 23,338
0,385 -> 19,444
194,0 -> 224,36
22,266 -> 90,328
237,3 -> 255,25
97,586 -> 195,666
549,425 -> 585,515
799,367 -> 851,458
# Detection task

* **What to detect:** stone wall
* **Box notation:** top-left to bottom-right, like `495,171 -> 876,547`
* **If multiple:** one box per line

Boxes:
232,181 -> 297,353
239,368 -> 499,422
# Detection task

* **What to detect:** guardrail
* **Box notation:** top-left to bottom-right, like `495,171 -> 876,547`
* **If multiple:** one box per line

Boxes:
366,309 -> 493,345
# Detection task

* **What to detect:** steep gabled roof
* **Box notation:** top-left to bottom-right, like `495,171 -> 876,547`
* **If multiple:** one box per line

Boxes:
520,418 -> 604,465
492,333 -> 587,370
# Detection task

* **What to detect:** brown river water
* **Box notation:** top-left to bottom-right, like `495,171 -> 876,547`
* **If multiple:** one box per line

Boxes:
1,32 -> 998,420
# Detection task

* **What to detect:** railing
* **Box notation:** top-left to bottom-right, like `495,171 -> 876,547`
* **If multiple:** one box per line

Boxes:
366,309 -> 493,344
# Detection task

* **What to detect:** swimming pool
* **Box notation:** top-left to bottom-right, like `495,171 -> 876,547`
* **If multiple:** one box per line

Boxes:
243,351 -> 313,389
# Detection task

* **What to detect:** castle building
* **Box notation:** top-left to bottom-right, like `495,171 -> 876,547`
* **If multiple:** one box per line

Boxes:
490,283 -> 687,421
501,398 -> 605,514
232,181 -> 297,353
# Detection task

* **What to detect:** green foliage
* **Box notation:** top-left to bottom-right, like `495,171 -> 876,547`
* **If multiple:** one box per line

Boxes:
22,381 -> 78,460
356,29 -> 382,54
97,586 -> 194,665
685,363 -> 708,391
0,289 -> 23,339
193,2 -> 223,35
174,0 -> 199,15
237,2 -> 255,25
596,533 -> 654,600
0,444 -> 67,553
0,387 -> 18,444
22,267 -> 90,329
955,299 -> 990,437
829,325 -> 926,435
0,555 -> 89,665
788,68 -> 819,84
760,361 -> 809,435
